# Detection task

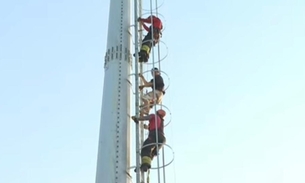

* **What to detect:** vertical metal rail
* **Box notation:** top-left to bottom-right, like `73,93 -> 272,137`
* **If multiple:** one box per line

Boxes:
154,3 -> 167,183
137,1 -> 170,183
155,0 -> 162,71
133,0 -> 141,183
162,147 -> 166,183
148,1 -> 161,183
138,0 -> 145,182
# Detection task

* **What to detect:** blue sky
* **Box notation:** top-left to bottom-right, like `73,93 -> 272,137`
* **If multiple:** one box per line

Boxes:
1,0 -> 305,183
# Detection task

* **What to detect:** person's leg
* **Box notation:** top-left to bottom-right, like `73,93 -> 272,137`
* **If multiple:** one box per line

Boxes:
141,135 -> 155,171
140,91 -> 164,115
139,31 -> 153,62
140,92 -> 154,115
155,91 -> 164,104
150,134 -> 166,160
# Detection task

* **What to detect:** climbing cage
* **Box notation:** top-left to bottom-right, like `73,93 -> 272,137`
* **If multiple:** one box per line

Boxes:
130,0 -> 174,183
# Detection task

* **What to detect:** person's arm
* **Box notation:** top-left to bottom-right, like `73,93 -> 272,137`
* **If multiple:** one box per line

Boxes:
142,23 -> 150,32
131,115 -> 151,123
139,73 -> 148,83
138,18 -> 150,32
139,84 -> 152,91
139,73 -> 149,83
139,82 -> 153,90
138,73 -> 153,90
139,16 -> 154,23
140,81 -> 152,87
137,115 -> 151,121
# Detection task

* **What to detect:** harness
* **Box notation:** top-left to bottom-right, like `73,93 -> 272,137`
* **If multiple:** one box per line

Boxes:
148,26 -> 162,45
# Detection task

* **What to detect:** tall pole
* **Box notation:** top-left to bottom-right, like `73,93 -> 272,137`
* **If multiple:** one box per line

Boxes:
95,0 -> 132,182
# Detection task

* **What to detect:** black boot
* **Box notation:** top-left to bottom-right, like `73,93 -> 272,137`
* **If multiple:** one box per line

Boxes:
134,164 -> 150,172
139,51 -> 148,63
140,163 -> 150,172
133,52 -> 145,62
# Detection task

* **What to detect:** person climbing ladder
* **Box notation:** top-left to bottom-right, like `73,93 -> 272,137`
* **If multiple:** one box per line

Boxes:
131,109 -> 167,172
139,67 -> 165,115
136,15 -> 163,63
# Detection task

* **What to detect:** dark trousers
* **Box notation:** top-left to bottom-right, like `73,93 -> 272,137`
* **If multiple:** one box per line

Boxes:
139,27 -> 161,62
141,131 -> 166,160
142,31 -> 153,48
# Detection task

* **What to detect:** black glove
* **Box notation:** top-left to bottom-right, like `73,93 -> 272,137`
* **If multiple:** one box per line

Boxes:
131,116 -> 139,123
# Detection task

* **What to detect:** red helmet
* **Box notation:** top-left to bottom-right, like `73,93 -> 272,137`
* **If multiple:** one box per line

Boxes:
157,109 -> 166,117
147,15 -> 157,19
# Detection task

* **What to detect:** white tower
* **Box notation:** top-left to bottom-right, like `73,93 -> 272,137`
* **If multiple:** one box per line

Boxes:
95,0 -> 132,182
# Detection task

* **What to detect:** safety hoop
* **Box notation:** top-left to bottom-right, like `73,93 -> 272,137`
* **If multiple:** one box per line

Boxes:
139,104 -> 172,127
142,69 -> 170,91
141,0 -> 165,12
128,69 -> 170,92
129,143 -> 174,170
145,40 -> 168,65
142,143 -> 174,170
132,39 -> 169,64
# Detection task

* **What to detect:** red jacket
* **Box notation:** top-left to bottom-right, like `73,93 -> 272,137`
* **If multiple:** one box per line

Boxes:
140,16 -> 163,31
148,114 -> 162,131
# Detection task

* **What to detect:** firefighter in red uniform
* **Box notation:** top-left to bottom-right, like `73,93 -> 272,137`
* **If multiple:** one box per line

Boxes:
131,109 -> 166,172
136,15 -> 163,63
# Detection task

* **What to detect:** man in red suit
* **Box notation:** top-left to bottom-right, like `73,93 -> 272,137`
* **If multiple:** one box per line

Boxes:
136,15 -> 163,63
